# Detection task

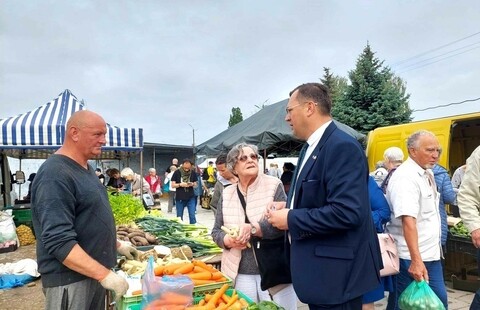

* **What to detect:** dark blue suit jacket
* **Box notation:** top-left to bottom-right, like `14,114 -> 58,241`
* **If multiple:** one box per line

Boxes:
287,122 -> 382,306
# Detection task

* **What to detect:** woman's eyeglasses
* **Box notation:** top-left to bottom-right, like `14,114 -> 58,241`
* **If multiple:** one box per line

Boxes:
238,154 -> 258,162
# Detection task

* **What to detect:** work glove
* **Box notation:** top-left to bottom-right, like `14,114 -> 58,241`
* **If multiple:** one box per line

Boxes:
117,241 -> 139,260
100,270 -> 129,302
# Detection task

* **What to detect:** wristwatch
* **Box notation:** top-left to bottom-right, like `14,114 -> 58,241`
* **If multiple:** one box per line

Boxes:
250,224 -> 257,236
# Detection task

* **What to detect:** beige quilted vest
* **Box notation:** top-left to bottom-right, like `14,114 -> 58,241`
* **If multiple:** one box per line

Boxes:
220,174 -> 281,281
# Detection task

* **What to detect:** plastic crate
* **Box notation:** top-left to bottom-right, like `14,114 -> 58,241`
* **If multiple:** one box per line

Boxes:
12,208 -> 32,223
192,276 -> 233,297
116,294 -> 142,310
194,288 -> 253,305
447,233 -> 477,257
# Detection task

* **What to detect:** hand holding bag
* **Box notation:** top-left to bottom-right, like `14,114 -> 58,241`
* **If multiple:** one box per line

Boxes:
377,233 -> 400,277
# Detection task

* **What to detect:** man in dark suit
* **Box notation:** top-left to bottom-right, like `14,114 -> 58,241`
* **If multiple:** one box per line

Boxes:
268,83 -> 382,309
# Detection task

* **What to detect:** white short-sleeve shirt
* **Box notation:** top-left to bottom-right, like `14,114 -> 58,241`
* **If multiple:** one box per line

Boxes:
386,157 -> 441,261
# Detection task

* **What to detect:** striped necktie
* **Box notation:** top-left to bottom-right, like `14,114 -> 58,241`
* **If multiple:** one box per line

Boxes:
287,143 -> 308,202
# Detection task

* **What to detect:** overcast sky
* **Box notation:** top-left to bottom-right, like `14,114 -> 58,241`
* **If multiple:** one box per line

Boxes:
1,1 -> 479,147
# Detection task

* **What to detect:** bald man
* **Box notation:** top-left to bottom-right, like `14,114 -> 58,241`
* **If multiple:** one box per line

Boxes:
32,110 -> 136,309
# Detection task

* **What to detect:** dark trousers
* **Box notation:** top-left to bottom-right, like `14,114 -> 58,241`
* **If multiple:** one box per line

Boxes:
309,296 -> 362,310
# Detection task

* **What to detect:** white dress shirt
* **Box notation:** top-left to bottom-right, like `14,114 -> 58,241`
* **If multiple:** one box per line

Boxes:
289,120 -> 332,209
386,157 -> 441,261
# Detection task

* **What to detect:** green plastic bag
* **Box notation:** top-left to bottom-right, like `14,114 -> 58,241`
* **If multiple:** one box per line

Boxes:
398,280 -> 445,310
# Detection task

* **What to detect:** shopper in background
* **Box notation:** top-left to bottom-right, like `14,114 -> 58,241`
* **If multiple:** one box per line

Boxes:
165,165 -> 177,213
171,159 -> 198,224
457,145 -> 480,309
385,130 -> 447,309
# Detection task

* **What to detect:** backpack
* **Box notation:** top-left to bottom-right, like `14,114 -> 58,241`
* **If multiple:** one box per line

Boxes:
202,168 -> 209,181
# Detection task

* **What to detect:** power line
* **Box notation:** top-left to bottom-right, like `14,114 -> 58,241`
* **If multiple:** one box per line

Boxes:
392,31 -> 480,66
397,45 -> 480,74
412,97 -> 480,112
394,41 -> 480,71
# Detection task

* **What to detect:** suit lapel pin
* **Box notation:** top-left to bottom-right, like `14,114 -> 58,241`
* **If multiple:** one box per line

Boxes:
312,155 -> 317,160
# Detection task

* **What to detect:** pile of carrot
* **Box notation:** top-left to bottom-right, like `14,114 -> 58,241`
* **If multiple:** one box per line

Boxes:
186,284 -> 249,310
143,291 -> 192,310
154,259 -> 228,287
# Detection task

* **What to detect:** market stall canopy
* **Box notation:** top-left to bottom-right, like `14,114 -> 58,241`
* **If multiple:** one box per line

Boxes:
0,90 -> 143,159
196,99 -> 365,156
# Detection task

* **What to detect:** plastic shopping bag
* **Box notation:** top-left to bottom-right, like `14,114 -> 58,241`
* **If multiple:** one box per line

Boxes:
141,256 -> 194,310
398,280 -> 445,310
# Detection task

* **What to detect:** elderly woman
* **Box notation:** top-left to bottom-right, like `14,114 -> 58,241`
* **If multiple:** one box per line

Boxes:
120,167 -> 150,196
211,143 -> 297,309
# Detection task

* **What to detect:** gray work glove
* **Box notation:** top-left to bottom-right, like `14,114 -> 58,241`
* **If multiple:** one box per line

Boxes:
100,270 -> 129,301
117,241 -> 138,260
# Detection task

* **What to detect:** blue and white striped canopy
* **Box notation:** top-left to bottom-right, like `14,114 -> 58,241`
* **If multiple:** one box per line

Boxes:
0,90 -> 143,159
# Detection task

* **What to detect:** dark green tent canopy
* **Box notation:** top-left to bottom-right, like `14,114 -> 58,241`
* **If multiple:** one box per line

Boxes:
196,99 -> 365,156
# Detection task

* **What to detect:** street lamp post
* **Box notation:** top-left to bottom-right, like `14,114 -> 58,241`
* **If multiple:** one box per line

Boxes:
189,124 -> 196,160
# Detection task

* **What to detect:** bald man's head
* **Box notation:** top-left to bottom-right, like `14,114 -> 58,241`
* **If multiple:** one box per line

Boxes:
67,110 -> 105,130
60,110 -> 107,163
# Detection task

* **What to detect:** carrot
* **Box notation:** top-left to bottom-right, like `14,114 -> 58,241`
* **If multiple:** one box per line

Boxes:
206,283 -> 229,307
131,289 -> 142,296
163,262 -> 190,275
192,259 -> 216,272
204,293 -> 212,302
210,271 -> 224,280
192,265 -> 211,273
154,265 -> 165,276
239,298 -> 249,308
217,293 -> 239,310
186,271 -> 213,280
185,305 -> 215,310
198,299 -> 206,306
216,277 -> 227,282
192,279 -> 217,286
173,262 -> 195,275
221,293 -> 230,304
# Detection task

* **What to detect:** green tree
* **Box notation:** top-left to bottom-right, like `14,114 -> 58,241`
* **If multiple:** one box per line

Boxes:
332,44 -> 412,133
321,67 -> 348,107
228,107 -> 243,127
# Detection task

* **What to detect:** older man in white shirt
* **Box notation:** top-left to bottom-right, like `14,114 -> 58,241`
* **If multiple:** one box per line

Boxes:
386,130 -> 447,309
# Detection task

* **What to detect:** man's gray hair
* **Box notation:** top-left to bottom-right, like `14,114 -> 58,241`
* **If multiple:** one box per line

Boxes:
148,168 -> 156,173
407,130 -> 436,150
226,143 -> 259,173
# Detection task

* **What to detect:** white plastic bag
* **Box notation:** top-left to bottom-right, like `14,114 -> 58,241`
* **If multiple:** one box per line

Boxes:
0,211 -> 19,250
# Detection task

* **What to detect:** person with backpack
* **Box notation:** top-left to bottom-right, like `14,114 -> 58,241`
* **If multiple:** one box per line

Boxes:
204,161 -> 216,188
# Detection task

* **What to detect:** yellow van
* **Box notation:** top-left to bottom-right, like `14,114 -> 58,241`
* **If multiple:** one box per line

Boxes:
365,112 -> 480,174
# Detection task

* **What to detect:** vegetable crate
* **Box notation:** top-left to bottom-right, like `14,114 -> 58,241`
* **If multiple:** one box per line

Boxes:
12,207 -> 35,236
116,295 -> 142,310
192,277 -> 233,298
194,288 -> 253,305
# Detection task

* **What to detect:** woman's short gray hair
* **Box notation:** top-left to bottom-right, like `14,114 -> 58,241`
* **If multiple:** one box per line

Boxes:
226,143 -> 259,173
120,167 -> 134,178
148,168 -> 156,173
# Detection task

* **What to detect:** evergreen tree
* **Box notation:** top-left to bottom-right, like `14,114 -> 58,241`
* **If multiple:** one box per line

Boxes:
332,44 -> 412,133
321,67 -> 348,107
228,107 -> 243,127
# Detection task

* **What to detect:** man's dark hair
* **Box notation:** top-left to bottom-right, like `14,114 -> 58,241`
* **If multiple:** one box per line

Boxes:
283,162 -> 295,171
183,158 -> 194,165
289,83 -> 331,115
215,154 -> 228,165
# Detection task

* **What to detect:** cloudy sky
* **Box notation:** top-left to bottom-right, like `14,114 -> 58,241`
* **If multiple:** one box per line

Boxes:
1,1 -> 479,147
